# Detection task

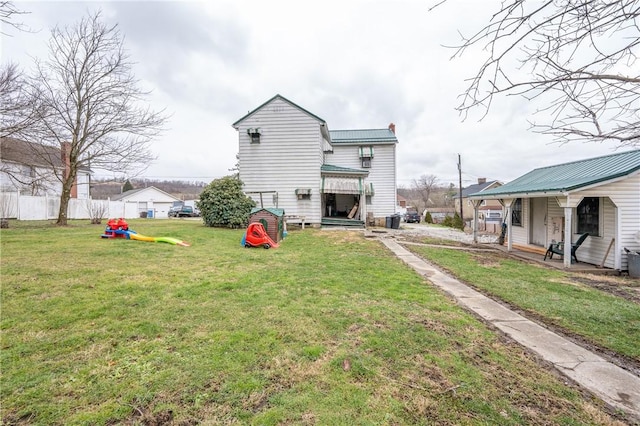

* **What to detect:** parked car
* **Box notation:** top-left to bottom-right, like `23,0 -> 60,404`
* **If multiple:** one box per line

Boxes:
404,210 -> 421,223
168,205 -> 196,218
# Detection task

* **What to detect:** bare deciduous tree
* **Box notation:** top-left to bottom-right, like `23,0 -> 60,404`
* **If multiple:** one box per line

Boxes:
21,11 -> 167,225
450,0 -> 640,147
0,63 -> 39,137
411,174 -> 438,213
0,1 -> 29,35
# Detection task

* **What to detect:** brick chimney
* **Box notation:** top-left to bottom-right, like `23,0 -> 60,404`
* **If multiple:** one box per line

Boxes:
388,123 -> 396,134
478,178 -> 487,185
61,142 -> 78,198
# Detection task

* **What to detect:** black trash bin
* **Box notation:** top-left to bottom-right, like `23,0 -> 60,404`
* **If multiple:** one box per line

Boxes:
391,215 -> 401,229
629,252 -> 640,278
385,216 -> 392,228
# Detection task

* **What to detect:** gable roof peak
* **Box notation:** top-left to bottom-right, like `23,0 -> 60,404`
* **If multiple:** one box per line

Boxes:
232,94 -> 326,127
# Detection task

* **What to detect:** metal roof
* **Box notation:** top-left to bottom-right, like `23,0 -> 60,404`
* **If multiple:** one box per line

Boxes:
321,164 -> 369,175
329,129 -> 398,144
250,207 -> 285,217
472,149 -> 640,198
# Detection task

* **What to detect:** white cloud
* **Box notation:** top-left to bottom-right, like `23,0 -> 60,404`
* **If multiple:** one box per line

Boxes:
2,0 -> 625,187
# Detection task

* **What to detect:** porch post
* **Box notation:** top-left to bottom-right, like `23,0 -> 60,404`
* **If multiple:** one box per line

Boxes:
615,206 -> 622,271
554,195 -> 582,269
360,178 -> 367,226
500,198 -> 514,252
470,199 -> 482,244
563,207 -> 572,268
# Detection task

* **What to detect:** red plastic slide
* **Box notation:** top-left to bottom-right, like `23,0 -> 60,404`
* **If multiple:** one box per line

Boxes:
243,222 -> 279,249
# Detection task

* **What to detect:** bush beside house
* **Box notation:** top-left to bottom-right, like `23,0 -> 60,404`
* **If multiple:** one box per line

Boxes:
198,176 -> 256,228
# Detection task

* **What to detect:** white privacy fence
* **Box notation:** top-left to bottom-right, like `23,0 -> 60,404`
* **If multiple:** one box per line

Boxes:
0,192 -> 144,220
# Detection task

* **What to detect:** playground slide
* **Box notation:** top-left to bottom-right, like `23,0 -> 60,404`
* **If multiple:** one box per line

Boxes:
102,228 -> 190,246
155,236 -> 190,247
129,233 -> 157,243
243,222 -> 279,248
263,234 -> 279,248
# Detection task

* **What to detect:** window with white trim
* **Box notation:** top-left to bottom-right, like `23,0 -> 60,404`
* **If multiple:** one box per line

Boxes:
247,128 -> 262,143
511,198 -> 522,227
576,197 -> 600,236
359,146 -> 374,168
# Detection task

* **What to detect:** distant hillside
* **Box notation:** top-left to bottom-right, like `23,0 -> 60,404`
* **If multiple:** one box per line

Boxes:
91,178 -> 207,200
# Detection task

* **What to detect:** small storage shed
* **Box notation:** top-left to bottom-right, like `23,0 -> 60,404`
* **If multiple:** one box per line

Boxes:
249,207 -> 285,243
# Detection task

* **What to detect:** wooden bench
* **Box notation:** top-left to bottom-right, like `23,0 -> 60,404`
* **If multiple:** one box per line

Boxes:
284,215 -> 306,230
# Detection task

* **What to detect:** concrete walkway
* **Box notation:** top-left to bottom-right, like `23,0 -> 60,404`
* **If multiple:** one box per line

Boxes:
379,237 -> 640,421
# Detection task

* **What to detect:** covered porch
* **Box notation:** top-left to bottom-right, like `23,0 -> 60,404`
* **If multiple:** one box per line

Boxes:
469,194 -> 621,270
320,165 -> 371,228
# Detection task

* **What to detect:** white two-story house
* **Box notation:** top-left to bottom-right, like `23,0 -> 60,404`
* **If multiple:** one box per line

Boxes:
0,137 -> 90,199
233,94 -> 398,227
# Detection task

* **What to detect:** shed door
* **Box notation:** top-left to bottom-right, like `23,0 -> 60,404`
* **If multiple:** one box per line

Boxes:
529,198 -> 547,247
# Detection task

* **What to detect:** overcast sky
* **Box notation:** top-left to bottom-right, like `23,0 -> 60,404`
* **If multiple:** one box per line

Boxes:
1,0 -> 626,188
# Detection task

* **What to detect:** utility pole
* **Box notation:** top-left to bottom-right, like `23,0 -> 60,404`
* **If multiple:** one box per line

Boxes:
458,154 -> 463,220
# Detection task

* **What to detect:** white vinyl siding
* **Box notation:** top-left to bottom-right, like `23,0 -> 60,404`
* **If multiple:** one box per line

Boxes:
572,173 -> 640,271
0,159 -> 90,199
547,198 -> 564,244
510,198 -> 530,247
238,98 -> 324,224
515,172 -> 639,270
327,143 -> 396,217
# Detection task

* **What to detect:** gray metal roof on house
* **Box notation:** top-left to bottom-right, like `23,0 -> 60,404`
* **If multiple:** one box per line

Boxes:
329,129 -> 398,144
232,94 -> 326,127
471,149 -> 640,198
460,180 -> 500,198
321,164 -> 369,175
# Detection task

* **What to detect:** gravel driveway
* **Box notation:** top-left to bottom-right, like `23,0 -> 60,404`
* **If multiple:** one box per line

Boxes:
393,223 -> 499,244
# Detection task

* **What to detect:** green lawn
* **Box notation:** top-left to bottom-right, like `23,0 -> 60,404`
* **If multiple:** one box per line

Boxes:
0,220 -> 626,425
407,244 -> 640,362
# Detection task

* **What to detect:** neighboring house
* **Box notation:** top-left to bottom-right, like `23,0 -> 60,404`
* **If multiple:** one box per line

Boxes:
111,186 -> 180,219
469,150 -> 640,271
397,194 -> 407,208
0,137 -> 90,199
455,178 -> 502,221
424,207 -> 456,224
233,94 -> 398,227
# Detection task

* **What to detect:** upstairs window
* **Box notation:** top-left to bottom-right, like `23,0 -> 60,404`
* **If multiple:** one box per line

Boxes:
247,128 -> 262,143
576,197 -> 600,236
359,146 -> 374,168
